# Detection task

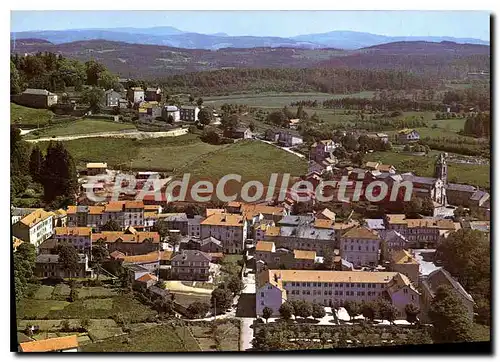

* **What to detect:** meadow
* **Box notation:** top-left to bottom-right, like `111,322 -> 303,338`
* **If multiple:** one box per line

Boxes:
38,135 -> 307,182
26,119 -> 136,138
11,103 -> 54,127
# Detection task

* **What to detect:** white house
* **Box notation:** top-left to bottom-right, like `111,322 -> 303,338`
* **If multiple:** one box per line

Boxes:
256,269 -> 419,317
200,213 -> 247,254
12,209 -> 54,247
398,129 -> 420,144
127,87 -> 145,104
339,226 -> 381,267
277,131 -> 303,147
162,105 -> 181,122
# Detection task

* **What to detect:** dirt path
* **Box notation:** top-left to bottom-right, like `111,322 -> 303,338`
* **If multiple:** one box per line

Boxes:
256,139 -> 306,158
25,128 -> 188,143
163,280 -> 213,295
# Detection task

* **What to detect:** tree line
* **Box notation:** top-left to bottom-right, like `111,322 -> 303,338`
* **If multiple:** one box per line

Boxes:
11,126 -> 78,209
461,112 -> 490,138
159,68 -> 439,96
10,52 -> 120,94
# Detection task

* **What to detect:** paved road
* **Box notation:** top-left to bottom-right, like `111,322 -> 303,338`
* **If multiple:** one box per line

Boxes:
240,317 -> 254,351
257,139 -> 306,158
25,128 -> 188,143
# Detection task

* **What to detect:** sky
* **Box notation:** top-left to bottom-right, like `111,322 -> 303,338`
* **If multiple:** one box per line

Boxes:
11,10 -> 490,40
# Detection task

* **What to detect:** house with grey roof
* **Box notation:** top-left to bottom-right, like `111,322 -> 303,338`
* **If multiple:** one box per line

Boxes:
162,105 -> 180,122
104,89 -> 128,108
179,106 -> 200,122
158,213 -> 189,235
16,88 -> 58,108
145,87 -> 162,102
35,253 -> 92,279
420,268 -> 475,322
265,223 -> 336,256
446,183 -> 477,206
277,214 -> 315,227
171,250 -> 211,281
378,229 -> 409,255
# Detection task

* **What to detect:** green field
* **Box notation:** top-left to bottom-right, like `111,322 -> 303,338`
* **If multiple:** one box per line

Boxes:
178,139 -> 308,183
38,133 -> 223,171
204,91 -> 375,108
38,136 -> 307,181
365,151 -> 490,189
26,119 -> 136,138
188,320 -> 240,351
82,324 -> 201,352
11,103 -> 54,127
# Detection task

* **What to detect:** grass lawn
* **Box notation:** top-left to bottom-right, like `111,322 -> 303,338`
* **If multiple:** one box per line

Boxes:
178,139 -> 308,183
365,151 -> 490,189
37,133 -> 225,172
44,295 -> 157,322
26,119 -> 136,138
10,103 -> 54,127
83,298 -> 114,310
32,285 -> 55,300
77,287 -> 119,299
16,299 -> 70,319
204,91 -> 374,108
52,284 -> 71,299
81,324 -> 201,352
173,293 -> 211,308
188,320 -> 240,351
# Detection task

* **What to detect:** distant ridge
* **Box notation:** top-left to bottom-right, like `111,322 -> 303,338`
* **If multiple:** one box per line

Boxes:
11,28 -> 489,50
10,38 -> 490,80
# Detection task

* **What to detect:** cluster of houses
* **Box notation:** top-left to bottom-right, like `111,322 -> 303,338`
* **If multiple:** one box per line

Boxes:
12,85 -> 203,127
303,142 -> 490,219
12,139 -> 489,347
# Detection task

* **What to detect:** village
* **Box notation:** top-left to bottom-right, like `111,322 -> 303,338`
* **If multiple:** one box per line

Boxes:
13,122 -> 490,351
10,29 -> 491,351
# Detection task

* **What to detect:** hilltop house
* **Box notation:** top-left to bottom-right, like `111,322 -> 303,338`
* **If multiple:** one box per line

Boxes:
179,106 -> 200,122
145,87 -> 162,102
226,127 -> 252,139
16,88 -> 58,108
104,89 -> 127,108
127,87 -> 145,104
138,102 -> 162,122
162,105 -> 181,122
310,140 -> 340,162
398,129 -> 420,144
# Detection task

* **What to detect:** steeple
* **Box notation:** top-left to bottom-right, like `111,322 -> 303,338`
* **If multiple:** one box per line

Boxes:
435,152 -> 448,184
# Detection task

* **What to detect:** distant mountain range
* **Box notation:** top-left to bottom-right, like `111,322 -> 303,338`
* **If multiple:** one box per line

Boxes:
11,27 -> 490,50
10,38 -> 490,80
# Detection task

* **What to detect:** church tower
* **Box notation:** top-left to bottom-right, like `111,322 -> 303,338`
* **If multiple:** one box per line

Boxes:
435,152 -> 448,184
